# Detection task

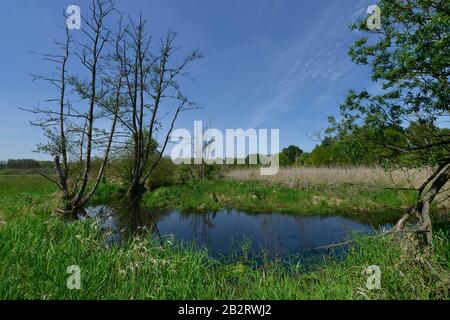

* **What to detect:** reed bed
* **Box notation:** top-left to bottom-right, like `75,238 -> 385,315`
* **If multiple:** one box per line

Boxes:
223,167 -> 433,189
223,166 -> 450,208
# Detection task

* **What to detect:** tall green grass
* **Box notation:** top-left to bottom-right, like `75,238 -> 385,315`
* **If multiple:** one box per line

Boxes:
0,175 -> 56,222
0,214 -> 448,300
0,175 -> 448,300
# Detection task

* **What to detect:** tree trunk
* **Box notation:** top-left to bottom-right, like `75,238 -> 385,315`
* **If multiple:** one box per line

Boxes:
395,165 -> 450,246
126,180 -> 147,206
54,155 -> 68,198
55,197 -> 86,220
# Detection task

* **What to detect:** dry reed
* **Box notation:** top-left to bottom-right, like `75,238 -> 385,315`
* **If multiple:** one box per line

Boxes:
223,166 -> 432,189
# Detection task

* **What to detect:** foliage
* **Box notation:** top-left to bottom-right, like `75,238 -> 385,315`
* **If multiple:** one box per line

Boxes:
144,179 -> 417,217
109,135 -> 159,185
145,157 -> 178,191
281,145 -> 303,165
327,0 -> 449,167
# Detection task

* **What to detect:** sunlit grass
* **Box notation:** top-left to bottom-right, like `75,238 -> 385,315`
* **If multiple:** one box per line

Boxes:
0,175 -> 56,223
0,214 -> 448,299
144,179 -> 417,216
0,174 -> 448,300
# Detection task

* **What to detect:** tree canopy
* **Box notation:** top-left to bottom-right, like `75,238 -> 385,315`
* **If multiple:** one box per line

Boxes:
329,0 -> 449,165
326,0 -> 449,244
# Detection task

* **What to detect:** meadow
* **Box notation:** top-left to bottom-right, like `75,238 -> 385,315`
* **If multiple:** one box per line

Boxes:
0,0 -> 448,303
0,171 -> 449,300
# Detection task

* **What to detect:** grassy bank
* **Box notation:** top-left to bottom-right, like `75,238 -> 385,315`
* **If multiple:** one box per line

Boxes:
1,175 -> 448,300
0,172 -> 418,221
144,179 -> 417,216
0,214 -> 449,299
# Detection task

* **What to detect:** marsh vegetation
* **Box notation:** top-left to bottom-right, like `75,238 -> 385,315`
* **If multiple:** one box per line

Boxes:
0,174 -> 449,299
1,0 -> 449,301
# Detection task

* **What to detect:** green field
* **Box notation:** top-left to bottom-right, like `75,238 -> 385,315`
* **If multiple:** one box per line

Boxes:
0,175 -> 449,300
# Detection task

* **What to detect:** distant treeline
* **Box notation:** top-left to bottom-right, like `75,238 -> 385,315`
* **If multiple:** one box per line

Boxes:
301,122 -> 450,168
3,122 -> 445,172
0,159 -> 53,170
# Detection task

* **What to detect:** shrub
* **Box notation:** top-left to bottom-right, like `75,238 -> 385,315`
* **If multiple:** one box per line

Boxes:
145,157 -> 178,191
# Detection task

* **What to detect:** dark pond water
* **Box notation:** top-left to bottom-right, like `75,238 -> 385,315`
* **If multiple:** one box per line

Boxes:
86,205 -> 397,265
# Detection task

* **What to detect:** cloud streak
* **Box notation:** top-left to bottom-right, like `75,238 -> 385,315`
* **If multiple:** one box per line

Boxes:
250,0 -> 369,128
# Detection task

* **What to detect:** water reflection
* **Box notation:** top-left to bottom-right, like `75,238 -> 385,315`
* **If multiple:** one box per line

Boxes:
86,205 -> 396,263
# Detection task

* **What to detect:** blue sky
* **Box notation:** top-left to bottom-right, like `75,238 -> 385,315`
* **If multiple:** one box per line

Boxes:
0,0 -> 378,160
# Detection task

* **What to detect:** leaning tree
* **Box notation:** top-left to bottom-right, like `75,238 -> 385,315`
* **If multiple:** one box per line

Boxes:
330,0 -> 449,245
26,0 -> 121,218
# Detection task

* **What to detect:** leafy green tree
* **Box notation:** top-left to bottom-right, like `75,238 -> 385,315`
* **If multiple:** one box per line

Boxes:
330,0 -> 449,244
281,145 -> 303,165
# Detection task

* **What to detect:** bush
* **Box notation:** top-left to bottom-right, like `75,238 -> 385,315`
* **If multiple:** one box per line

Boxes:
145,157 -> 178,191
176,164 -> 196,184
200,163 -> 220,180
175,163 -> 220,183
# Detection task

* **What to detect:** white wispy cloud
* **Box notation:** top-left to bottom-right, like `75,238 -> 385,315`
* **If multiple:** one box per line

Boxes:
250,0 -> 362,127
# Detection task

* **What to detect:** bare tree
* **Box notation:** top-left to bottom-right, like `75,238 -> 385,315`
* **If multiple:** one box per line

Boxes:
26,2 -> 202,214
26,0 -> 120,218
114,16 -> 202,205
